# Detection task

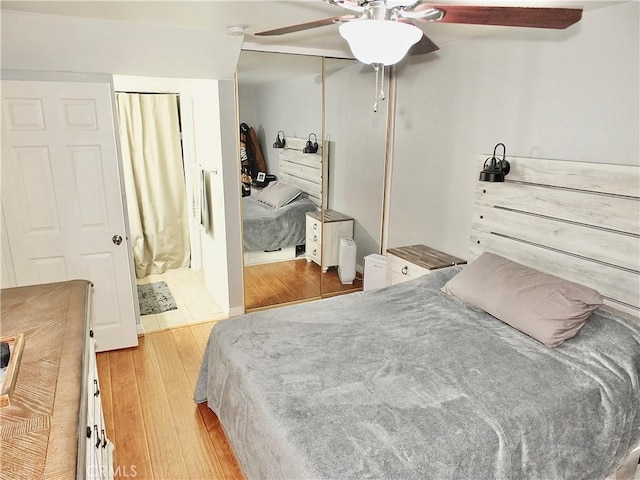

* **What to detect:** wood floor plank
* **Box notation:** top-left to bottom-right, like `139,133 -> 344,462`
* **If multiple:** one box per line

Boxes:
130,336 -> 166,407
170,327 -> 206,390
108,348 -> 154,479
177,427 -> 226,479
197,403 -> 244,479
164,377 -> 203,435
141,399 -> 190,479
147,330 -> 188,386
190,322 -> 215,356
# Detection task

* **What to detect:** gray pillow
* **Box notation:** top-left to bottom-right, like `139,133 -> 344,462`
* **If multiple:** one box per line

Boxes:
442,252 -> 603,347
256,181 -> 301,209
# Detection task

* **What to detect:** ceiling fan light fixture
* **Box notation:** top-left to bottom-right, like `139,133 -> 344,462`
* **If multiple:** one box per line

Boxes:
339,20 -> 422,66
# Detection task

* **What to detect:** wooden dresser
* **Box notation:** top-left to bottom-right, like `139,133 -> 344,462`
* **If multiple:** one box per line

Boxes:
0,280 -> 113,479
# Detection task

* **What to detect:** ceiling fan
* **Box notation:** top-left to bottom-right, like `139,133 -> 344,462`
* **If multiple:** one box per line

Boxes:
256,1 -> 583,65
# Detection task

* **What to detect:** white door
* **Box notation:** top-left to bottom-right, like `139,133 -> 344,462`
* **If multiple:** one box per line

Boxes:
1,80 -> 138,352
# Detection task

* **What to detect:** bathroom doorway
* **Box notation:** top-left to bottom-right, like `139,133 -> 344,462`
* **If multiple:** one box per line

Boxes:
115,90 -> 222,332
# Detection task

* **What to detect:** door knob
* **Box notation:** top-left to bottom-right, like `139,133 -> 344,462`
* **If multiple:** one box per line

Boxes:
112,235 -> 123,245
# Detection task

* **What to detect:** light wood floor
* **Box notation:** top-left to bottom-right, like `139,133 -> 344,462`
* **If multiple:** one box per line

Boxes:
97,321 -> 243,480
244,259 -> 363,310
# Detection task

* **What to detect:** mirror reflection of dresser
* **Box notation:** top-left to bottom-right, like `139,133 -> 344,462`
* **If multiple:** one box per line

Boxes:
305,210 -> 354,273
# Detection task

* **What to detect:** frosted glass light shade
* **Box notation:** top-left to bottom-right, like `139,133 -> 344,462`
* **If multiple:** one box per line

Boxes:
339,20 -> 422,66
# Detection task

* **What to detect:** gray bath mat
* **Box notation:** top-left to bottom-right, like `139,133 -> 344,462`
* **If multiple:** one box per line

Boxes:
137,281 -> 177,315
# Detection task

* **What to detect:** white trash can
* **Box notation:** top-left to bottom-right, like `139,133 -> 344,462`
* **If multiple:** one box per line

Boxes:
363,254 -> 387,291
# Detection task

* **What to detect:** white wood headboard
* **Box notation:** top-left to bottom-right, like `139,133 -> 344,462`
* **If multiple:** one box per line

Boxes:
471,156 -> 639,318
278,137 -> 327,208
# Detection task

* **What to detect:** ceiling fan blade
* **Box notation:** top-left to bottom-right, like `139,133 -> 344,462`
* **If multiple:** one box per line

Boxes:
255,15 -> 358,36
415,4 -> 582,29
408,33 -> 439,55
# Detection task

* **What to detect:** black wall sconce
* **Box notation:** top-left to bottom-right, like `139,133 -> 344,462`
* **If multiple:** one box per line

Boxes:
273,131 -> 286,148
479,143 -> 510,182
303,133 -> 318,154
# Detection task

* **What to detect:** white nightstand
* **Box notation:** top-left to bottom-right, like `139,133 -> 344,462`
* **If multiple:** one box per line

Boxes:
306,210 -> 354,272
386,244 -> 466,286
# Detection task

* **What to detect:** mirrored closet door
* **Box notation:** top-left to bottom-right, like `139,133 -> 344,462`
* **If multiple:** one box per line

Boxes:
237,51 -> 323,310
237,52 -> 389,310
321,57 -> 388,296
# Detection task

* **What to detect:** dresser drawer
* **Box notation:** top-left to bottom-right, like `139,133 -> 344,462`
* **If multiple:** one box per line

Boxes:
306,216 -> 322,239
387,253 -> 430,285
306,240 -> 321,264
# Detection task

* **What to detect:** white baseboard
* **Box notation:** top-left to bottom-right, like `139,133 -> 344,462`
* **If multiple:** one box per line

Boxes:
228,306 -> 245,317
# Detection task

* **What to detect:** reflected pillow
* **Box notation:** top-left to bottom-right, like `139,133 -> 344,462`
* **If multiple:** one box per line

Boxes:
442,252 -> 603,347
256,181 -> 301,209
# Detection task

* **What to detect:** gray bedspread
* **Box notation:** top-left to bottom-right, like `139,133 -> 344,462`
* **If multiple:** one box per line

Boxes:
195,267 -> 640,479
242,195 -> 317,252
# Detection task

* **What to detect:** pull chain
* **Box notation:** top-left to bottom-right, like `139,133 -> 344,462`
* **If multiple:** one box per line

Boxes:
372,63 -> 386,113
379,65 -> 386,102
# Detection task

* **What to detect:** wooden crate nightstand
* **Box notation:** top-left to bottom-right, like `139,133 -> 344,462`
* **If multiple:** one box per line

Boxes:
386,244 -> 466,286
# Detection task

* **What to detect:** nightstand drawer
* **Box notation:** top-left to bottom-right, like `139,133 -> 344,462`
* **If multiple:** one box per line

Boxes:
387,253 -> 430,284
306,240 -> 321,264
385,244 -> 466,287
306,216 -> 322,239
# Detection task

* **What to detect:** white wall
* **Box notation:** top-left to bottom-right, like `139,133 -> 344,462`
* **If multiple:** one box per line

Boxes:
1,10 -> 241,80
388,1 -> 639,259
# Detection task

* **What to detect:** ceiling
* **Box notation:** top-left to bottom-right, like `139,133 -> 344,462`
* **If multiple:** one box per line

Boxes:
1,1 -> 623,59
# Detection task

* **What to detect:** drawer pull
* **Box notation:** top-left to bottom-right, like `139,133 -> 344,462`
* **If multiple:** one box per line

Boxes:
401,266 -> 408,275
313,223 -> 317,230
313,235 -> 318,242
101,429 -> 107,448
93,379 -> 100,397
89,329 -> 94,338
87,426 -> 92,438
313,249 -> 317,256
95,425 -> 100,449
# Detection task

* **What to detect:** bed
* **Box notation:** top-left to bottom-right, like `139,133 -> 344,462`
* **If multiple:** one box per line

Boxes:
197,155 -> 640,479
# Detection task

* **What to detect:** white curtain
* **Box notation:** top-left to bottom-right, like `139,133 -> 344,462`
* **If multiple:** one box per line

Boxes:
116,93 -> 190,278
